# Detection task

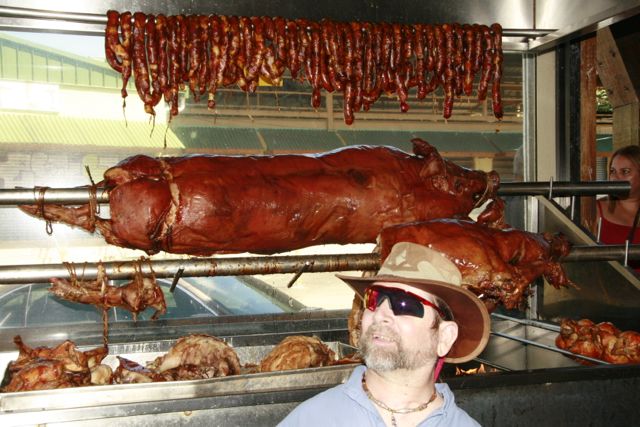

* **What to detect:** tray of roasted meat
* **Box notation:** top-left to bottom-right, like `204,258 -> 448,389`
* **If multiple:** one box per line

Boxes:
0,332 -> 360,412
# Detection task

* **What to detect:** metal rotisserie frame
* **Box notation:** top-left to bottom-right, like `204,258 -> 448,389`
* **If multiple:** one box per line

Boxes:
1,1 -> 640,426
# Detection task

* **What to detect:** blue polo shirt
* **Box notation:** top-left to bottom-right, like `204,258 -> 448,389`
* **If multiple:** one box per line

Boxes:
278,365 -> 480,426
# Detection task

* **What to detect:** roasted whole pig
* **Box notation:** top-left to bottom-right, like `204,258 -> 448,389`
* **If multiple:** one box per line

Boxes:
259,335 -> 336,372
2,336 -> 111,392
20,139 -> 499,256
378,218 -> 573,310
556,318 -> 640,365
347,219 -> 573,346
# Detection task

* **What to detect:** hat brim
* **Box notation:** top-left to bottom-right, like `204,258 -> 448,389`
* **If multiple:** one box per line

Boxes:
336,273 -> 490,364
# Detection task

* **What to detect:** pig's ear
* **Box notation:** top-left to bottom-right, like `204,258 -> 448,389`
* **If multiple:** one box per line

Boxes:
410,137 -> 436,158
411,138 -> 446,179
417,152 -> 446,180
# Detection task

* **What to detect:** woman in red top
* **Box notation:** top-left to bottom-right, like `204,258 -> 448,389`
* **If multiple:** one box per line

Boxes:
596,145 -> 640,272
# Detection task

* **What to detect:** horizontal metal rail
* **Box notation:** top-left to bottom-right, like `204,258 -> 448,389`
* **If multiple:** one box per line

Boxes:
0,181 -> 630,205
563,244 -> 640,262
491,312 -> 561,332
490,330 -> 609,365
496,181 -> 630,197
0,253 -> 381,284
0,5 -> 551,38
1,243 -> 639,284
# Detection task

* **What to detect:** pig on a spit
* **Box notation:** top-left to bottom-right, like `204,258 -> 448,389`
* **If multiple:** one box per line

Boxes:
20,139 -> 499,256
378,218 -> 574,311
347,218 -> 574,347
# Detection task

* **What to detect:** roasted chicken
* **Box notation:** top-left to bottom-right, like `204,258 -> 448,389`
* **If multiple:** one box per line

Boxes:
113,356 -> 164,383
2,336 -> 111,392
556,318 -> 640,364
49,261 -> 166,321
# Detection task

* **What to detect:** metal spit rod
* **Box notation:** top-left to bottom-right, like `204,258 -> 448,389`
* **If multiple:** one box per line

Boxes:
0,5 -> 550,38
0,253 -> 381,284
0,181 -> 630,205
0,244 -> 639,284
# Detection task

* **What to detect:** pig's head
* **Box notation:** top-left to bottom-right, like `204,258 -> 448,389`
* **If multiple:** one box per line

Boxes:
412,138 -> 500,209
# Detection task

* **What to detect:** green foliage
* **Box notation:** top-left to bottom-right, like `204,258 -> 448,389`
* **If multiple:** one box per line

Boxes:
596,88 -> 613,114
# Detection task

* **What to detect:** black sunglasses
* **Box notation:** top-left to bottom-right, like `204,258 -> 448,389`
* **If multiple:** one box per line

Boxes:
363,285 -> 445,319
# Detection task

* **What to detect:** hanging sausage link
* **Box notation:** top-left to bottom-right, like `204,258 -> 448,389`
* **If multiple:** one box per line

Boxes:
105,11 -> 504,124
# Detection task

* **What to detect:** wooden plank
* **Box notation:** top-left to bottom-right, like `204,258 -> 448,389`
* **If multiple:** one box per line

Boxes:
612,103 -> 640,150
596,27 -> 638,108
580,36 -> 598,234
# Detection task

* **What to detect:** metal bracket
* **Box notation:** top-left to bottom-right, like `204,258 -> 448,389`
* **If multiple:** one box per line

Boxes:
287,260 -> 314,288
169,267 -> 184,293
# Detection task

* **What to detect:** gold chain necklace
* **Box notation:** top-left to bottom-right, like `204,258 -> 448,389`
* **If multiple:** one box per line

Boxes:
361,374 -> 437,427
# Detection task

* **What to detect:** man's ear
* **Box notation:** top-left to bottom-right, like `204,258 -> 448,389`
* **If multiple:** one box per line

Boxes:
436,321 -> 459,357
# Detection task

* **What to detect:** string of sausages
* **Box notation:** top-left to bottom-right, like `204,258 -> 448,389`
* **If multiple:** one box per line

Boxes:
105,11 -> 504,124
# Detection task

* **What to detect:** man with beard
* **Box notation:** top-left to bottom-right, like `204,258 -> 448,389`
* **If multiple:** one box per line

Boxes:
278,242 -> 490,426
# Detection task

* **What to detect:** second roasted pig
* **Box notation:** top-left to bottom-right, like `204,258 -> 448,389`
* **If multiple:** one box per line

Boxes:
378,218 -> 574,311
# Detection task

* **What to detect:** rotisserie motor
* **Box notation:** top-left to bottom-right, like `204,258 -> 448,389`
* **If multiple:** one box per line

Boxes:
20,139 -> 500,256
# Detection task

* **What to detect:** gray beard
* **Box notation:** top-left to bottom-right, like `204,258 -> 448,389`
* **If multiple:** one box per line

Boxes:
360,324 -> 436,372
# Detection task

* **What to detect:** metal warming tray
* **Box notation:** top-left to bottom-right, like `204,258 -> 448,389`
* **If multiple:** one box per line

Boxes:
3,310 -> 640,427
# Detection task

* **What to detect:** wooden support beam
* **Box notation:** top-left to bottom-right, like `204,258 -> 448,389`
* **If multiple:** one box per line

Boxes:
580,35 -> 598,234
612,103 -> 640,148
596,25 -> 640,152
596,27 -> 638,108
